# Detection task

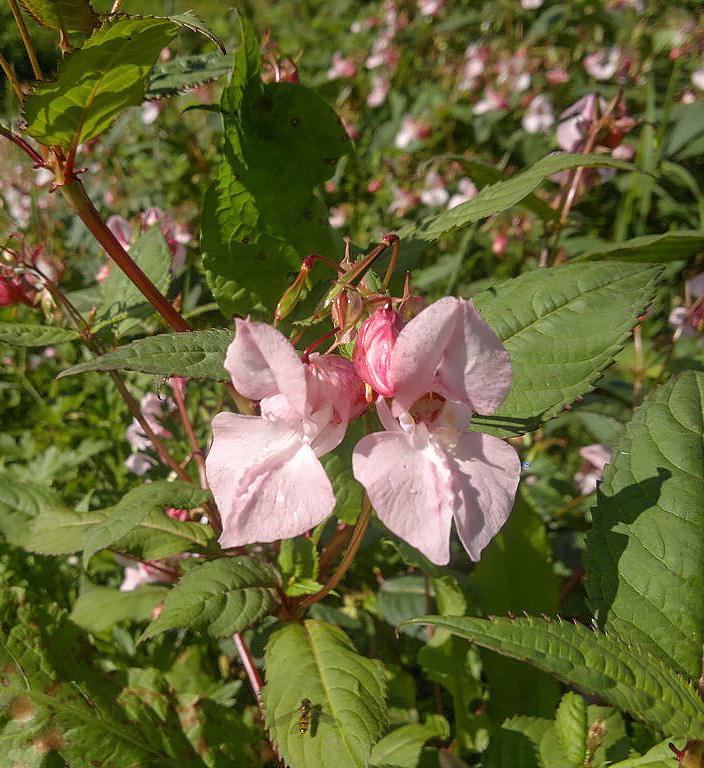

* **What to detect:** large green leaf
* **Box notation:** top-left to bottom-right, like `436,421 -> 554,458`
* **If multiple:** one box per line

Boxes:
18,0 -> 98,34
26,506 -> 107,555
25,17 -> 179,150
370,720 -> 449,768
471,262 -> 662,436
141,557 -> 279,641
263,619 -> 387,768
70,585 -> 169,632
146,51 -> 234,98
554,693 -> 587,767
573,231 -> 704,263
402,616 -> 704,740
469,491 -> 560,720
58,328 -> 231,380
586,371 -> 704,680
82,481 -> 211,566
201,15 -> 348,317
407,154 -> 633,242
0,322 -> 79,347
0,476 -> 67,547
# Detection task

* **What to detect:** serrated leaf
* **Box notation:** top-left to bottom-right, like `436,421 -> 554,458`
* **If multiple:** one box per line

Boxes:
586,371 -> 704,680
483,716 -> 568,768
25,17 -> 179,150
471,262 -> 662,437
99,226 -> 172,326
156,11 -> 226,54
574,231 -> 704,262
402,616 -> 704,740
263,619 -> 388,768
407,154 -> 633,241
26,506 -> 107,555
608,740 -> 680,767
58,329 -> 231,380
0,476 -> 67,547
70,585 -> 168,632
146,52 -> 234,99
370,720 -> 448,768
18,0 -> 98,34
469,491 -> 560,720
118,507 -> 216,557
140,557 -> 279,641
82,481 -> 211,566
0,322 -> 79,347
378,576 -> 432,639
555,693 -> 587,767
201,14 -> 349,317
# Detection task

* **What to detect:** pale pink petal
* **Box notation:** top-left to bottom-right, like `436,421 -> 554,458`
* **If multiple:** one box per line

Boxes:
450,432 -> 521,560
207,413 -> 334,548
579,443 -> 612,469
353,427 -> 455,565
392,296 -> 460,411
225,320 -> 307,414
436,300 -> 512,415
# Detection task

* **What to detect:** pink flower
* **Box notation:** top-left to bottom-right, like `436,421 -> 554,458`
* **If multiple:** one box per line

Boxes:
106,215 -> 134,251
583,47 -> 621,81
418,0 -> 445,15
692,67 -> 704,91
459,44 -> 487,91
353,305 -> 404,396
367,74 -> 391,107
556,94 -> 602,152
546,67 -> 570,85
206,320 -> 365,549
141,101 -> 162,125
327,52 -> 357,80
388,187 -> 419,216
574,444 -> 612,495
521,0 -> 543,8
448,178 -> 478,209
522,94 -> 555,134
496,51 -> 531,93
394,116 -> 431,149
329,206 -> 349,229
352,297 -> 519,565
473,88 -> 508,115
420,170 -> 449,208
492,233 -> 508,255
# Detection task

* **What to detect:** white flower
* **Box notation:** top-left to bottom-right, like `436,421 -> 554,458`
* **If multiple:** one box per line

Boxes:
522,94 -> 555,134
447,178 -> 478,209
583,47 -> 621,81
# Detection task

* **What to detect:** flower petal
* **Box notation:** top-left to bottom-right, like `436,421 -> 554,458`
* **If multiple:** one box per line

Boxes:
436,300 -> 512,415
206,412 -> 334,548
450,432 -> 520,561
391,296 -> 460,411
353,428 -> 454,565
225,319 -> 307,414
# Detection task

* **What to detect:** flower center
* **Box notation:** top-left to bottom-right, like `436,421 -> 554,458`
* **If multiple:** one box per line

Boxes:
409,392 -> 446,425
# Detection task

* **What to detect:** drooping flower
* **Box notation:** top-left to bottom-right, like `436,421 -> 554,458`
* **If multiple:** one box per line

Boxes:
352,297 -> 520,565
573,444 -> 612,495
522,94 -> 555,134
394,116 -> 432,149
206,320 -> 366,549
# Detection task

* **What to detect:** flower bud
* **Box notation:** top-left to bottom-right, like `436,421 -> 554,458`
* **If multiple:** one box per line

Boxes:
353,305 -> 404,397
331,290 -> 363,334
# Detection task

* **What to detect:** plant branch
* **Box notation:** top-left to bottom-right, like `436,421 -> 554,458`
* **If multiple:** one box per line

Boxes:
297,494 -> 372,610
7,0 -> 43,81
0,53 -> 25,102
233,632 -> 264,709
0,125 -> 44,166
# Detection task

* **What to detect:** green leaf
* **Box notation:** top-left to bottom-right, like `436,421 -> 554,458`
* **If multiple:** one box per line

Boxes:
321,419 -> 366,524
201,14 -> 349,317
82,481 -> 211,566
370,720 -> 448,768
26,506 -> 107,555
609,740 -> 681,768
18,0 -> 98,34
99,226 -> 172,325
0,476 -> 67,547
402,616 -> 704,739
573,231 -> 704,263
146,51 -> 234,99
378,576 -> 432,639
70,585 -> 169,632
472,262 -> 662,437
483,716 -> 569,768
263,619 -> 388,768
140,556 -> 279,641
469,491 -> 560,720
153,11 -> 226,53
278,537 -> 319,594
117,507 -> 216,558
58,328 -> 231,380
555,693 -> 587,767
0,322 -> 79,347
25,17 -> 179,150
408,154 -> 633,242
586,371 -> 704,680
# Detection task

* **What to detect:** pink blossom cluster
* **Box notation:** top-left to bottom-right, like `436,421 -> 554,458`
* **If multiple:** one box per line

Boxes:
206,297 -> 520,565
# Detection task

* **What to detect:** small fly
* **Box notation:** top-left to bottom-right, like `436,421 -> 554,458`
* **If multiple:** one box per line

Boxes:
297,698 -> 312,735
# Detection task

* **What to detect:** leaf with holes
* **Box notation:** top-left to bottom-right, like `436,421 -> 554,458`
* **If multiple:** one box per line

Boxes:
263,619 -> 388,768
82,481 -> 211,566
407,154 -> 633,241
471,262 -> 662,437
58,329 -> 231,380
201,14 -> 349,317
25,17 -> 179,150
586,371 -> 704,680
141,557 -> 279,641
401,615 -> 704,740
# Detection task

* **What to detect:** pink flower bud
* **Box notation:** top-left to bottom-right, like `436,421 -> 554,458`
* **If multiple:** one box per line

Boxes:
0,276 -> 26,307
306,354 -> 367,420
353,305 -> 404,397
165,507 -> 190,522
492,233 -> 508,255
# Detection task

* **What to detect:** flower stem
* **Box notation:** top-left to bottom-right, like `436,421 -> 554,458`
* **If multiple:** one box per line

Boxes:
59,180 -> 192,333
233,632 -> 264,708
298,494 -> 372,610
0,125 -> 44,166
7,0 -> 43,81
0,53 -> 25,102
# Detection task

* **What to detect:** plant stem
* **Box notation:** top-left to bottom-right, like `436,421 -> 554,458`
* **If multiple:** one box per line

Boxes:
233,632 -> 264,708
0,53 -> 24,102
298,494 -> 372,610
318,523 -> 352,576
0,125 -> 44,166
7,0 -> 43,81
171,377 -> 208,488
59,180 -> 192,333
